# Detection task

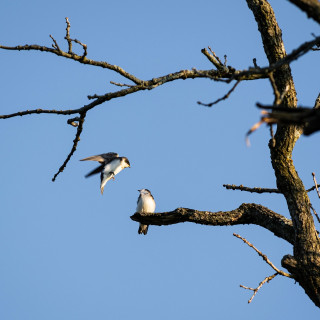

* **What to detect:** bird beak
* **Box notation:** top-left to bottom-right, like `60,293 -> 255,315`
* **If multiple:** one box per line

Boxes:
137,189 -> 141,192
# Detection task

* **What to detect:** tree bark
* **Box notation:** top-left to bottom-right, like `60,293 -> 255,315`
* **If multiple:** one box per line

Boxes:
247,0 -> 320,306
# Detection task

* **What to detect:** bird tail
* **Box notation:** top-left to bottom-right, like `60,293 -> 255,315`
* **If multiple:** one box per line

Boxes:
100,172 -> 114,195
138,224 -> 149,235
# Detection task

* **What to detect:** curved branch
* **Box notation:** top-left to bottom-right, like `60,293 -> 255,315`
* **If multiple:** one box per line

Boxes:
131,203 -> 294,244
52,111 -> 86,181
288,0 -> 320,24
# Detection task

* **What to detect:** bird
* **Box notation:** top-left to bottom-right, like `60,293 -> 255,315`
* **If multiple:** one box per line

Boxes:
80,152 -> 130,194
136,189 -> 156,235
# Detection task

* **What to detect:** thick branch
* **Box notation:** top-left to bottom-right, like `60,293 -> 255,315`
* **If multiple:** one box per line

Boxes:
288,0 -> 320,24
247,0 -> 320,306
131,203 -> 294,244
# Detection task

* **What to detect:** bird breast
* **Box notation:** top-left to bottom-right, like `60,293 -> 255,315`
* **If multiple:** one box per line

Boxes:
136,195 -> 156,213
103,159 -> 122,175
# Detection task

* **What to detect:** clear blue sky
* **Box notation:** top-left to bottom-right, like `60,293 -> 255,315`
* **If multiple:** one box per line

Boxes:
1,0 -> 320,319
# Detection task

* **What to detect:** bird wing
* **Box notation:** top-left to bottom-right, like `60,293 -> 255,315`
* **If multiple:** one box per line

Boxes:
84,164 -> 105,178
80,152 -> 119,164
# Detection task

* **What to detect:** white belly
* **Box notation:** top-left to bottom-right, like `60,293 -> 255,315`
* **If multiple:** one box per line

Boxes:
103,159 -> 122,176
136,196 -> 156,213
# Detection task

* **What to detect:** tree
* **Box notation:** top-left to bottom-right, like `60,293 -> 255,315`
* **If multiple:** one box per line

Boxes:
1,0 -> 320,310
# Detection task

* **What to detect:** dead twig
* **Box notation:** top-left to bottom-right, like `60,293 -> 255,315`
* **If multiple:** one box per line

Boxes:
233,233 -> 291,277
65,17 -> 72,54
110,81 -> 135,88
223,184 -> 280,194
240,273 -> 278,303
197,80 -> 240,107
310,204 -> 320,224
233,233 -> 292,303
312,172 -> 320,199
49,34 -> 61,52
223,183 -> 320,194
52,111 -> 87,181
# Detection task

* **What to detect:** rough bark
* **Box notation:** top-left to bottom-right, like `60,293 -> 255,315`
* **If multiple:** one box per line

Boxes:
246,0 -> 320,306
131,203 -> 294,244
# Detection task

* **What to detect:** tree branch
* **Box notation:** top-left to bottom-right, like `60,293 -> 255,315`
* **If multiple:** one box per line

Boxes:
131,203 -> 294,244
234,233 -> 292,277
247,0 -> 320,306
223,183 -> 320,193
197,80 -> 241,107
287,0 -> 320,24
52,111 -> 86,181
240,273 -> 278,303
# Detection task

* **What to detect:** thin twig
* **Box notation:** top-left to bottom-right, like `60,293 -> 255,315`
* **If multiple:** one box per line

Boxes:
233,233 -> 291,277
240,273 -> 278,303
223,183 -> 320,194
269,72 -> 280,103
201,47 -> 225,71
49,35 -> 61,52
65,17 -> 72,54
310,203 -> 320,224
230,35 -> 320,82
52,111 -> 87,181
110,81 -> 135,88
71,38 -> 87,57
312,172 -> 320,198
197,80 -> 240,107
269,124 -> 275,147
0,108 -> 76,119
223,184 -> 280,194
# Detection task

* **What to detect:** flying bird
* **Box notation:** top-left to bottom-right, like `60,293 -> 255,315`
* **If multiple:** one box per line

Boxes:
80,152 -> 130,194
136,189 -> 156,235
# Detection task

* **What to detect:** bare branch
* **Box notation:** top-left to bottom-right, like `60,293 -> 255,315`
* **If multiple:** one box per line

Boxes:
65,17 -> 72,54
49,34 -> 61,52
310,204 -> 320,224
0,108 -> 76,119
230,35 -> 320,82
110,81 -> 135,88
197,80 -> 241,107
234,233 -> 292,277
131,203 -> 294,244
253,103 -> 320,136
312,172 -> 320,199
223,184 -> 280,194
71,38 -> 87,57
223,183 -> 320,194
234,233 -> 292,303
52,112 -> 86,181
288,0 -> 320,24
201,47 -> 226,71
240,273 -> 278,303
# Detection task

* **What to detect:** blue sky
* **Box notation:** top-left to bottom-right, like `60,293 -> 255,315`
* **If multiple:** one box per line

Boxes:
1,0 -> 320,319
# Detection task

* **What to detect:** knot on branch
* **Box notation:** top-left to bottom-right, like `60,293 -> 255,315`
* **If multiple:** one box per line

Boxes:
67,116 -> 80,127
281,254 -> 298,276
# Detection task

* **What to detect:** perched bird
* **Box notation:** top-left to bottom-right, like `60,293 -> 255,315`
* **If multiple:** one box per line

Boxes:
80,152 -> 130,194
136,189 -> 156,235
